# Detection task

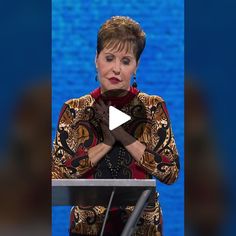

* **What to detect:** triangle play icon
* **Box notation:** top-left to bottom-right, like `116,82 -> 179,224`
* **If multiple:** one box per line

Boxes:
109,106 -> 131,131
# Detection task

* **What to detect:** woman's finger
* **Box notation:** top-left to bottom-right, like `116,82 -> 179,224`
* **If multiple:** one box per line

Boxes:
94,101 -> 102,110
96,110 -> 108,123
99,99 -> 108,111
95,102 -> 105,116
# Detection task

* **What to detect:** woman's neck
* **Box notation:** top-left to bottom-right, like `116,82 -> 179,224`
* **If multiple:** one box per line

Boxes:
100,88 -> 130,98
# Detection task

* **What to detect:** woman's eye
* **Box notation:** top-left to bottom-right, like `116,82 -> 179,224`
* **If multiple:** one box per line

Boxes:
106,56 -> 113,62
122,58 -> 130,65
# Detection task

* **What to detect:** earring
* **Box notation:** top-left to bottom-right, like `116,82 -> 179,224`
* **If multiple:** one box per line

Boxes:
132,73 -> 137,88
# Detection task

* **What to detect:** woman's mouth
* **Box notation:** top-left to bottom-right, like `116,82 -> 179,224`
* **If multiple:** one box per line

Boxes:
109,77 -> 121,84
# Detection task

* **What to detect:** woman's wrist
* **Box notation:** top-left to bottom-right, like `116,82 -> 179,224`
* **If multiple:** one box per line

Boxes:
101,141 -> 114,150
103,134 -> 115,147
88,142 -> 113,167
112,127 -> 137,147
112,126 -> 125,142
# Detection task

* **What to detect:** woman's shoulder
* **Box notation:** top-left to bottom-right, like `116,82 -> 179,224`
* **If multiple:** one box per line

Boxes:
56,94 -> 94,125
137,91 -> 165,105
63,94 -> 94,109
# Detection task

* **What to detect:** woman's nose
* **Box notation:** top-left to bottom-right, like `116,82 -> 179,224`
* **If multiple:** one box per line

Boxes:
112,61 -> 121,74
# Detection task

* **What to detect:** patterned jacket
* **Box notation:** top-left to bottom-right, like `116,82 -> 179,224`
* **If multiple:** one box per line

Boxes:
52,87 -> 179,235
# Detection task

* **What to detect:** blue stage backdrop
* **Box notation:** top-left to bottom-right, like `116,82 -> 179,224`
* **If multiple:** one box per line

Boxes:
52,1 -> 184,235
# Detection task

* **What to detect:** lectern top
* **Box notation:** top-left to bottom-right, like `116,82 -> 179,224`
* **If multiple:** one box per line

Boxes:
52,179 -> 156,187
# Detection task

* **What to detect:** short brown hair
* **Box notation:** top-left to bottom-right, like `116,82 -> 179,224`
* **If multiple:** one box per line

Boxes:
97,16 -> 146,62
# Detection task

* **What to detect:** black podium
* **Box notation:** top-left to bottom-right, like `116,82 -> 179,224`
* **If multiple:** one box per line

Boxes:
52,179 -> 156,236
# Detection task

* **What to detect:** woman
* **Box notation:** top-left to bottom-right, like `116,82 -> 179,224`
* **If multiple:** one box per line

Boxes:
52,16 -> 179,236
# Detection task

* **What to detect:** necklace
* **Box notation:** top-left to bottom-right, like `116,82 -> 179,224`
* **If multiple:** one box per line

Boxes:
105,147 -> 126,179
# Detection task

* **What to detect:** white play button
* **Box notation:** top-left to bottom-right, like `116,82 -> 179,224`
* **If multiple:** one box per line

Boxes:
109,106 -> 131,131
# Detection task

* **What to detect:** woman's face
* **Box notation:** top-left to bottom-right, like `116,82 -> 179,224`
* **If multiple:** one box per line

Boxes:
95,45 -> 138,93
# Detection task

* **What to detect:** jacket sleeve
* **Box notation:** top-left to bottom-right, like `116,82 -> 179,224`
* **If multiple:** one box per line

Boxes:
136,96 -> 180,184
52,99 -> 96,179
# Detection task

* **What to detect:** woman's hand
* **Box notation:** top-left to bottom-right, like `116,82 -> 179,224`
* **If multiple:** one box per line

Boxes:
94,99 -> 145,161
94,99 -> 115,147
94,99 -> 135,146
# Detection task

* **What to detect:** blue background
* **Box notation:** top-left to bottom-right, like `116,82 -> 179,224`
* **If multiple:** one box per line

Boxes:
52,0 -> 184,235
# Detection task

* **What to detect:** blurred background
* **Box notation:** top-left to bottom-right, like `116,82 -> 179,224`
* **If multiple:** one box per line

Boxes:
0,0 -> 51,235
186,0 -> 236,235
